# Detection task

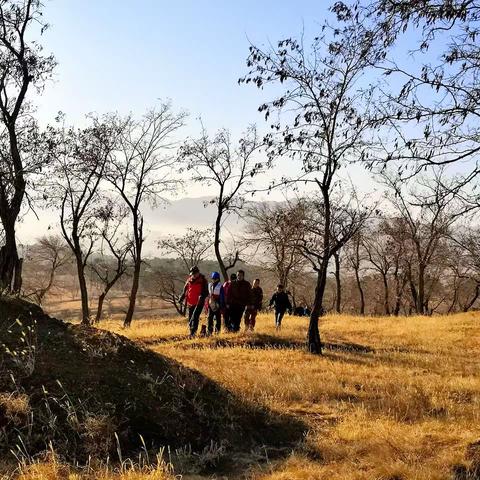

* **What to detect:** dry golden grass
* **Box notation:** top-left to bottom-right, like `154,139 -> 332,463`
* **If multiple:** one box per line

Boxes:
2,453 -> 174,480
12,463 -> 173,480
14,311 -> 480,479
43,295 -> 171,322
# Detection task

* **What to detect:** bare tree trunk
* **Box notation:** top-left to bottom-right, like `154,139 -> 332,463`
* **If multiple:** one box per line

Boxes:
95,292 -> 107,323
0,126 -> 27,294
393,289 -> 403,316
124,218 -> 142,328
214,205 -> 228,281
463,283 -> 480,312
307,188 -> 331,355
74,253 -> 90,325
308,264 -> 327,354
0,219 -> 21,292
334,251 -> 341,314
13,258 -> 23,293
124,260 -> 140,327
408,266 -> 418,315
417,264 -> 425,314
95,279 -> 120,323
393,270 -> 406,316
447,276 -> 459,313
36,262 -> 57,305
354,266 -> 365,315
381,273 -> 390,315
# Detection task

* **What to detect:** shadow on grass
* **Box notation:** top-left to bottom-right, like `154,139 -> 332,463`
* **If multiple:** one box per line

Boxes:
146,332 -> 375,355
0,297 -> 307,476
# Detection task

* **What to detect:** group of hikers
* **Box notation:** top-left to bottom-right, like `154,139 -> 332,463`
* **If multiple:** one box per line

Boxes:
179,266 -> 297,337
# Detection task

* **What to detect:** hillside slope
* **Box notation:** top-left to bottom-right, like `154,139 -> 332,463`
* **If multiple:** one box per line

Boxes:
0,297 -> 305,473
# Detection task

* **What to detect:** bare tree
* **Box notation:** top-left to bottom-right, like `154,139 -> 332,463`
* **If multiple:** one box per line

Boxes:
244,202 -> 305,289
156,227 -> 213,315
50,120 -> 117,324
179,126 -> 262,281
106,104 -> 186,327
353,0 -> 480,200
363,224 -> 394,315
0,0 -> 55,292
90,202 -> 132,323
158,227 -> 213,271
241,11 -> 382,353
449,225 -> 480,312
382,172 -> 458,314
147,267 -> 187,316
345,231 -> 366,315
381,217 -> 410,316
296,193 -> 372,328
23,235 -> 71,305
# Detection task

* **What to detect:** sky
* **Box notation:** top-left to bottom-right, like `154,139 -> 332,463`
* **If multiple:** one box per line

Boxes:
34,0 -> 331,133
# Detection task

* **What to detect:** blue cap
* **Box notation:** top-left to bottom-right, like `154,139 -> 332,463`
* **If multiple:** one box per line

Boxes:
211,271 -> 220,280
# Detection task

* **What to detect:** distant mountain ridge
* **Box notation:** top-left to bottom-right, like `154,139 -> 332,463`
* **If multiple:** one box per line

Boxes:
19,195 -> 279,254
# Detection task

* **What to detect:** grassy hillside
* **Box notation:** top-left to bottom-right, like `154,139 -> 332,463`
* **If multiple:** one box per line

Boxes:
4,309 -> 480,479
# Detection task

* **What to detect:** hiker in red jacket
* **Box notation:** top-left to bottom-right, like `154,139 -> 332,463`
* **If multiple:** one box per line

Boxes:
179,266 -> 208,337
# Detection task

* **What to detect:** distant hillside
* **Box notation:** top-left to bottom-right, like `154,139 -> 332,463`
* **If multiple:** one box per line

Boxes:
19,196 -> 259,251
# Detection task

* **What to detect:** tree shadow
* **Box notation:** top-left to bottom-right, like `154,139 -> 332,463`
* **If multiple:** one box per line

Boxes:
156,332 -> 375,355
323,341 -> 375,354
0,297 -> 307,476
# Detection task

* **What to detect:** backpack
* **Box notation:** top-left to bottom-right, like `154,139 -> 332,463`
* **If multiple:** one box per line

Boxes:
208,282 -> 222,312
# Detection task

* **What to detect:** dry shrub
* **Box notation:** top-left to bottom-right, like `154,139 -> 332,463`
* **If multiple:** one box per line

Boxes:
81,414 -> 117,458
0,392 -> 30,426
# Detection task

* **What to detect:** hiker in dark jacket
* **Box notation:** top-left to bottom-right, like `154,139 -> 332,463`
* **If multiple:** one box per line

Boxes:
222,273 -> 236,332
229,269 -> 251,332
244,278 -> 263,331
269,284 -> 292,330
179,266 -> 208,337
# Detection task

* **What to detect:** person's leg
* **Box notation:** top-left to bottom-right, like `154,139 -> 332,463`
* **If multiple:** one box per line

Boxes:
231,305 -> 243,332
230,306 -> 238,332
187,306 -> 195,334
207,308 -> 214,335
276,309 -> 285,330
189,304 -> 202,336
188,306 -> 195,334
238,306 -> 246,332
223,308 -> 231,332
250,309 -> 258,330
214,310 -> 221,334
244,308 -> 251,331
